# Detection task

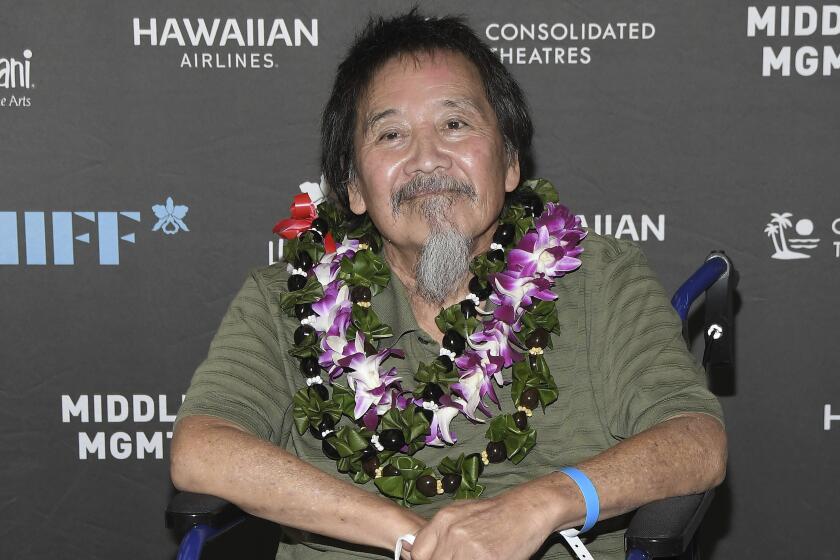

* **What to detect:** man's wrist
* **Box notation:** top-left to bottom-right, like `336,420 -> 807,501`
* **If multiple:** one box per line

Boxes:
542,471 -> 589,533
376,506 -> 425,552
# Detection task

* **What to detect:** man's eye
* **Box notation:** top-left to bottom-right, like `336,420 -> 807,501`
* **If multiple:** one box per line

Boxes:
446,120 -> 466,130
379,131 -> 400,141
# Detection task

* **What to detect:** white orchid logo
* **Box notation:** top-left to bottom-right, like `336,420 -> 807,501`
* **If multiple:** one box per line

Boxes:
152,196 -> 189,235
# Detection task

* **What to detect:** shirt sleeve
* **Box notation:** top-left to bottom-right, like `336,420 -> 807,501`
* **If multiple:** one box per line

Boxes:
594,242 -> 724,439
175,268 -> 293,442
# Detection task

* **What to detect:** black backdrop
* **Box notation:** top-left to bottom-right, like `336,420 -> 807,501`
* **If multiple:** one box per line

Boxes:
2,1 -> 839,558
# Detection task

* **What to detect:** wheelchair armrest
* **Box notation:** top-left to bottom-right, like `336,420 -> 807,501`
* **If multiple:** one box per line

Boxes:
625,490 -> 714,557
165,491 -> 245,534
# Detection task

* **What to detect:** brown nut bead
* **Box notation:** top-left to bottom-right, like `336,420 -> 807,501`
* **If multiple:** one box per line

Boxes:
350,285 -> 372,304
485,441 -> 507,463
416,475 -> 438,498
442,474 -> 462,494
378,429 -> 405,451
362,455 -> 380,477
525,328 -> 550,349
519,388 -> 540,410
512,410 -> 529,430
382,464 -> 400,477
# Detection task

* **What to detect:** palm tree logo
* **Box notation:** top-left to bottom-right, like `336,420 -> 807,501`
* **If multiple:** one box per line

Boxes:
765,212 -> 819,260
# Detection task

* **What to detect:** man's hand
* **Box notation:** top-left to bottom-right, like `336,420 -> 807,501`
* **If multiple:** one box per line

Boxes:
407,413 -> 725,559
409,485 -> 559,560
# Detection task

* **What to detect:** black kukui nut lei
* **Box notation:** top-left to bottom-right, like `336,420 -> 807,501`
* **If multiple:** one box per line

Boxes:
299,357 -> 320,378
293,252 -> 313,271
310,217 -> 329,235
519,387 -> 541,410
282,183 -> 585,506
513,410 -> 529,430
287,274 -> 307,291
493,223 -> 515,246
322,437 -> 341,460
416,474 -> 438,497
525,327 -> 550,349
378,429 -> 406,451
421,383 -> 444,404
520,194 -> 544,218
468,275 -> 493,300
435,354 -> 453,370
442,329 -> 466,355
314,419 -> 336,444
441,473 -> 462,494
460,299 -> 477,319
485,441 -> 507,463
317,415 -> 335,434
350,285 -> 372,304
487,248 -> 505,262
294,324 -> 316,346
362,454 -> 380,477
381,464 -> 400,477
294,303 -> 314,321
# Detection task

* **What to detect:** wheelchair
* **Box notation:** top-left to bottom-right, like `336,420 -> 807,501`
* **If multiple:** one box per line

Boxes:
166,251 -> 737,560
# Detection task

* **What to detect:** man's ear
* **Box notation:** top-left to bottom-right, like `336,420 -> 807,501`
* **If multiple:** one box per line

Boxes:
347,179 -> 368,215
504,153 -> 521,193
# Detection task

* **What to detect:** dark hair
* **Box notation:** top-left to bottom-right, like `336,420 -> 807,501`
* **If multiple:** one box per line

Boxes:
320,8 -> 533,215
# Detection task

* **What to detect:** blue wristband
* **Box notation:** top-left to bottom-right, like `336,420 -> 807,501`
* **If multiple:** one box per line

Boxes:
558,466 -> 600,533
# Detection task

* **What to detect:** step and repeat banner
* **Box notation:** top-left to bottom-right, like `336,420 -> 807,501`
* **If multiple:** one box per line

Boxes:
2,1 -> 838,558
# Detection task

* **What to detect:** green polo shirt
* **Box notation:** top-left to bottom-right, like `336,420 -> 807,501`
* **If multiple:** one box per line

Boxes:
176,231 -> 723,559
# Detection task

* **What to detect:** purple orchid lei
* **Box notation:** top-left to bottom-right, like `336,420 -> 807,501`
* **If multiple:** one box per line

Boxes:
284,181 -> 586,505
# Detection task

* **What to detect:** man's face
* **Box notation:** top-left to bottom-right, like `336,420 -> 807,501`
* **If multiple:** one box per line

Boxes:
348,50 -> 520,253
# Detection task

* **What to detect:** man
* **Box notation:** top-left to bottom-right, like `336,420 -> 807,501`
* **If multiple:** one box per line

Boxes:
171,11 -> 726,560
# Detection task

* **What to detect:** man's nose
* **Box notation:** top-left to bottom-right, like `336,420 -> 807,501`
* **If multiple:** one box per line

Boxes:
404,127 -> 452,175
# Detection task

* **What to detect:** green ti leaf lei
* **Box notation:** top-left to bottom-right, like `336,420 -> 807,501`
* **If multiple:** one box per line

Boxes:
280,179 -> 583,506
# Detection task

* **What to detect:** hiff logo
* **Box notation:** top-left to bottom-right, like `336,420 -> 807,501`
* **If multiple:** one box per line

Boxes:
1,197 -> 189,266
0,211 -> 140,265
0,49 -> 32,89
764,212 -> 819,259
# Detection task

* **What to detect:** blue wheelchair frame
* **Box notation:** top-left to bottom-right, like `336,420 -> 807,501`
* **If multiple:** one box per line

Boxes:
167,251 -> 737,560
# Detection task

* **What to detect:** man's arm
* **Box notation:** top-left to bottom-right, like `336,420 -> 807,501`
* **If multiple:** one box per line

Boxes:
546,413 -> 726,528
171,414 -> 425,555
409,412 -> 726,560
172,270 -> 423,555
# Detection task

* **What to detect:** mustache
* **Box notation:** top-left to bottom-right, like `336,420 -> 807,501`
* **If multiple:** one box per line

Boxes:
390,174 -> 477,216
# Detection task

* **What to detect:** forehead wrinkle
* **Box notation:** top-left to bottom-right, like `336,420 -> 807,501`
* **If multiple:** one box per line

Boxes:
441,97 -> 485,116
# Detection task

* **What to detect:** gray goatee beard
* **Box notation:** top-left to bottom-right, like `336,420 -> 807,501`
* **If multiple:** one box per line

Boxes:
390,174 -> 477,305
413,199 -> 473,306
